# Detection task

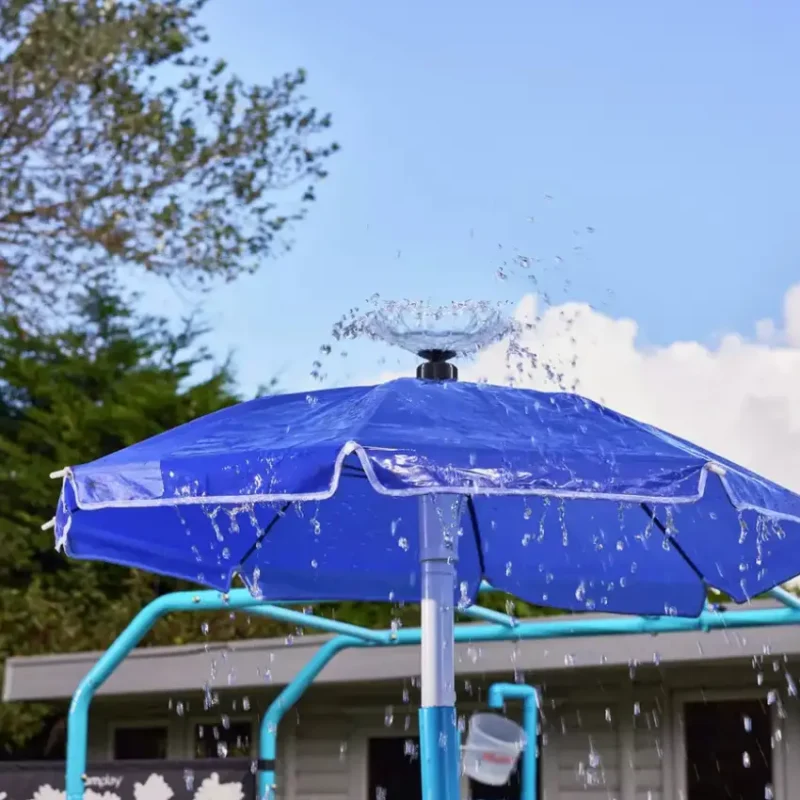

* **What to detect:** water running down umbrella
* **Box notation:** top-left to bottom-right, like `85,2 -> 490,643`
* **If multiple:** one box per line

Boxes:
48,302 -> 800,800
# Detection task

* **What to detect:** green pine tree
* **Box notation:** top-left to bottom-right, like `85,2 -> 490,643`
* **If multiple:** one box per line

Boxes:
0,279 -> 249,753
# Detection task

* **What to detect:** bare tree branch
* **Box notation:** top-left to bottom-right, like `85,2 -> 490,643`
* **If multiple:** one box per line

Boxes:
0,0 -> 338,313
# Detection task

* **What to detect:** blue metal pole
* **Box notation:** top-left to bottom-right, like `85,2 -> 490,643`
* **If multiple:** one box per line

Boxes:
257,636 -> 364,799
459,605 -> 517,627
256,602 -> 800,798
418,495 -> 464,800
67,584 -> 800,800
251,601 -> 391,798
767,586 -> 800,610
65,590 -> 387,800
246,606 -> 389,643
66,592 -> 243,800
502,605 -> 800,639
488,683 -> 539,800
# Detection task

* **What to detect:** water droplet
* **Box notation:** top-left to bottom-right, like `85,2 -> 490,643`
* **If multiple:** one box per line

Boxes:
404,739 -> 418,759
742,751 -> 751,768
175,701 -> 184,717
384,706 -> 394,726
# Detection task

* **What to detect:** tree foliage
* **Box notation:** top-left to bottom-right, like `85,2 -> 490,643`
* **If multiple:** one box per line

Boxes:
0,279 -> 247,753
0,0 -> 337,309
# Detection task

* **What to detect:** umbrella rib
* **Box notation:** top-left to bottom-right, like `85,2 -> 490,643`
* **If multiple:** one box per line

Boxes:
235,469 -> 368,576
466,496 -> 487,578
639,502 -> 706,582
341,463 -> 369,480
237,500 -> 294,570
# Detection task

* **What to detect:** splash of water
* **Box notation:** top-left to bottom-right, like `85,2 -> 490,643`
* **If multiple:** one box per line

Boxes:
362,299 -> 517,356
312,296 -> 583,392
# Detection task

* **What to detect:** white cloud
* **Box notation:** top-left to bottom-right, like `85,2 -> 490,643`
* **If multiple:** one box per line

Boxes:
784,284 -> 800,348
379,284 -> 800,494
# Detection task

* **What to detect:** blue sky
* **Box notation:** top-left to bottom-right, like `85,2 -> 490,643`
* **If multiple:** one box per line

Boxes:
142,0 -> 800,396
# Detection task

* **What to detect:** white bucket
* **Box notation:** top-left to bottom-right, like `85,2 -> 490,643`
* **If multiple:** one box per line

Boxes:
461,712 -> 527,786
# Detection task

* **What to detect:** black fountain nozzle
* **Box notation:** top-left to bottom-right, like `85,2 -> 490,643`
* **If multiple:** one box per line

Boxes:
416,349 -> 458,381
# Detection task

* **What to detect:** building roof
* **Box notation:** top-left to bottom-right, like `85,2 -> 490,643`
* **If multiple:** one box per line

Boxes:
5,598 -> 800,703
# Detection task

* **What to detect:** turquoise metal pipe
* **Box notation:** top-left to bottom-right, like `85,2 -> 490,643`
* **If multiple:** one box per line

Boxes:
767,586 -> 800,610
487,683 -> 539,800
257,635 -> 365,799
246,605 -> 389,643
459,605 -> 516,627
65,584 -> 800,800
64,589 -> 384,800
257,602 -> 800,797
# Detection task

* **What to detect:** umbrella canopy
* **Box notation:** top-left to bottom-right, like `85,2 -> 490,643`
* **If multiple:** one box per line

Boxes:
54,377 -> 800,617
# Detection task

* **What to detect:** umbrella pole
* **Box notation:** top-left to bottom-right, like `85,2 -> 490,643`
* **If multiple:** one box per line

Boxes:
419,495 -> 462,800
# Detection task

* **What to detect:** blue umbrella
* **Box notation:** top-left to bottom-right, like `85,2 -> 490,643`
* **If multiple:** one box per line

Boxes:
52,364 -> 800,799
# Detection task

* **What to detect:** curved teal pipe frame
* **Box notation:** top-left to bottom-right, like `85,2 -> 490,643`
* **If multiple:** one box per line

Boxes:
66,586 -> 800,800
64,589 -> 388,800
488,683 -> 539,800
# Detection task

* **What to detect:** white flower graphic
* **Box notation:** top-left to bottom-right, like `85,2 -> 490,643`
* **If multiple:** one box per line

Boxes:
191,773 -> 243,800
26,783 -> 123,800
31,785 -> 65,800
133,774 -> 173,800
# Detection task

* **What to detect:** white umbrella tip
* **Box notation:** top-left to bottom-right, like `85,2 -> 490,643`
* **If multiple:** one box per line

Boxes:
706,462 -> 727,477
